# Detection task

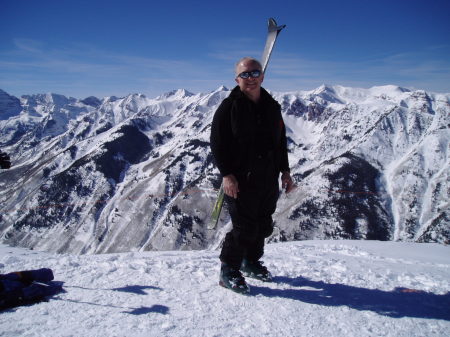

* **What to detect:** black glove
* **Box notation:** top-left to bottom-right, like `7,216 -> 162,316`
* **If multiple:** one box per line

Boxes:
0,151 -> 11,169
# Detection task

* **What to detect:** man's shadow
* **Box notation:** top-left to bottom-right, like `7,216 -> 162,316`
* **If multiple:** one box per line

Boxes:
62,284 -> 168,316
251,276 -> 450,321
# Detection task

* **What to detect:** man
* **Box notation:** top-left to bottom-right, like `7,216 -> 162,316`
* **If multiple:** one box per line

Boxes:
210,57 -> 294,294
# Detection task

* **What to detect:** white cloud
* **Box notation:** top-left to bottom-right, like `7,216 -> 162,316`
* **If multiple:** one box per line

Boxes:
1,39 -> 449,97
262,49 -> 450,93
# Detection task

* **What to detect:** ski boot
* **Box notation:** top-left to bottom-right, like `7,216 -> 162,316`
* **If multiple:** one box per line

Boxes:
219,263 -> 250,294
240,259 -> 273,282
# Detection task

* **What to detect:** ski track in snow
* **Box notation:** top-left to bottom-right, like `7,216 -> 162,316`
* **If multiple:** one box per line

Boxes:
0,240 -> 449,337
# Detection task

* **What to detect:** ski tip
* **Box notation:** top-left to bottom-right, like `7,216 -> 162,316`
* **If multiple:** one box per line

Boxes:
268,18 -> 286,32
268,18 -> 277,26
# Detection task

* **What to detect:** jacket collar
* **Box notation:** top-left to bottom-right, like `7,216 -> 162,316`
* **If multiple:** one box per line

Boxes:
229,85 -> 272,103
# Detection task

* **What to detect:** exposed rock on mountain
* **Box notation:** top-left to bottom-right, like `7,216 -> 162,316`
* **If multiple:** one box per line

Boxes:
0,85 -> 448,253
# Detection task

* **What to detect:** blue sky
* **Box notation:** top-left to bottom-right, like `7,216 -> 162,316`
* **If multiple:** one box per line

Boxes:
1,0 -> 449,98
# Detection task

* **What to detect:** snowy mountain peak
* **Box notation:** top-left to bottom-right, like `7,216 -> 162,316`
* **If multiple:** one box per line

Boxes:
314,84 -> 335,94
215,85 -> 230,92
0,89 -> 21,120
81,96 -> 102,108
157,89 -> 194,100
309,84 -> 344,104
365,85 -> 412,102
377,84 -> 410,93
25,92 -> 73,107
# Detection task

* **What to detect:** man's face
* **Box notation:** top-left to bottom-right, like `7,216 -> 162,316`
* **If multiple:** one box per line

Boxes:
235,60 -> 264,96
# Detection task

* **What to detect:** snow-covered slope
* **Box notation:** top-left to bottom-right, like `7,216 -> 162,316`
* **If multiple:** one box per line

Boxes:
0,85 -> 449,254
0,241 -> 449,336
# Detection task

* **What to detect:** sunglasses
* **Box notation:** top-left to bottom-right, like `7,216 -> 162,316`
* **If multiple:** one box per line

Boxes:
237,70 -> 262,79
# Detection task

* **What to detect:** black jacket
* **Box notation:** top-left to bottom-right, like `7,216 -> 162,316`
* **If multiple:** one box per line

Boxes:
210,86 -> 290,178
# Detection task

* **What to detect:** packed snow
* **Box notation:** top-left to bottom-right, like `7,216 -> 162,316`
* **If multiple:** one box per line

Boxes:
1,240 -> 449,336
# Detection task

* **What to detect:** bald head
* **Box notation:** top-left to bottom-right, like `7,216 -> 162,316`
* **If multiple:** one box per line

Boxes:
235,57 -> 262,77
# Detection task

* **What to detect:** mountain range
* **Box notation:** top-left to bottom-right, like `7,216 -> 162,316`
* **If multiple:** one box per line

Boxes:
0,85 -> 448,254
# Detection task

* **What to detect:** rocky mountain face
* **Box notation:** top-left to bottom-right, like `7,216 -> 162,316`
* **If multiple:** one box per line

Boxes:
0,85 -> 448,253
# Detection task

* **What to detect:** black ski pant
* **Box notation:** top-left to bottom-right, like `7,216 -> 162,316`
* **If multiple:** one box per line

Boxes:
220,158 -> 279,270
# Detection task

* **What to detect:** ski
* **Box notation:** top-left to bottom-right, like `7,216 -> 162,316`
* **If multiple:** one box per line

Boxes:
261,18 -> 286,73
208,184 -> 224,229
208,18 -> 286,230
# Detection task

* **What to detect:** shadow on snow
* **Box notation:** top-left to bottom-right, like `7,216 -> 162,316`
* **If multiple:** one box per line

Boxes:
60,284 -> 168,315
251,276 -> 450,321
